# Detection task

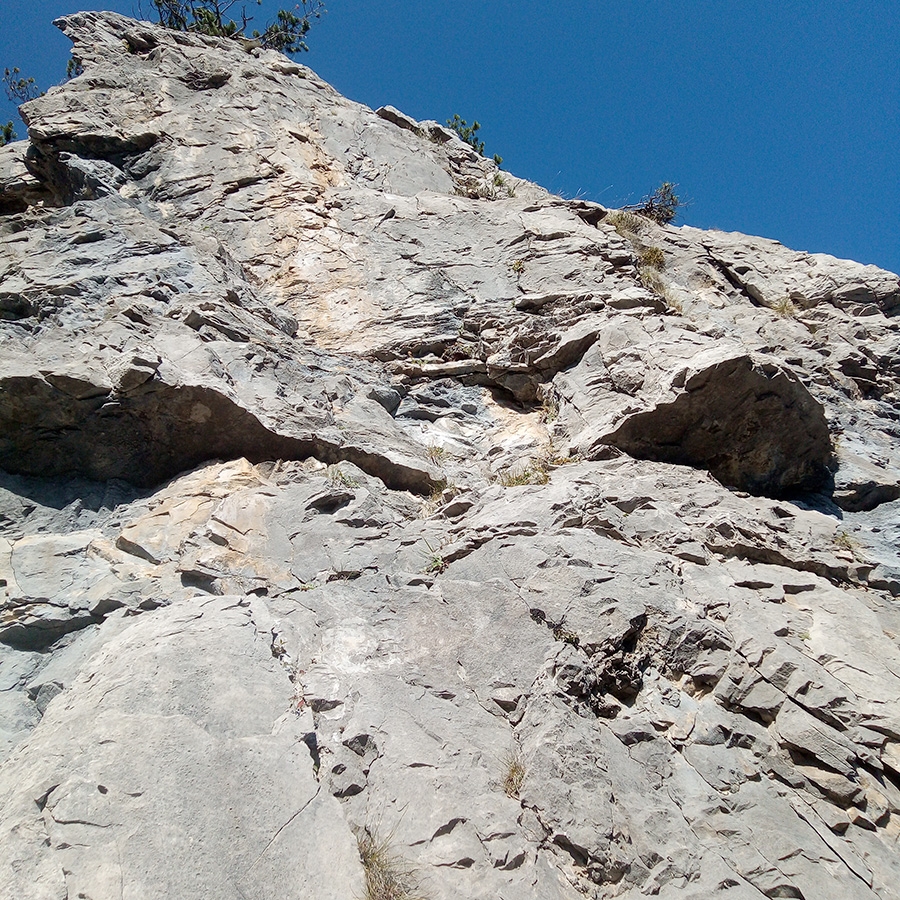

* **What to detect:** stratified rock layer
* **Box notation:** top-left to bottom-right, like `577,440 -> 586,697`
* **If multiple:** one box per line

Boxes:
601,353 -> 831,495
1,12 -> 899,900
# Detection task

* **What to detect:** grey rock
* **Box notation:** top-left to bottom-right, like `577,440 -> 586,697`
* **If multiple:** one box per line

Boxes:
0,11 -> 899,900
560,325 -> 831,496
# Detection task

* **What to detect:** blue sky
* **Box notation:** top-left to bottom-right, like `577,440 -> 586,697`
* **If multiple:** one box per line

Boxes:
2,1 -> 897,275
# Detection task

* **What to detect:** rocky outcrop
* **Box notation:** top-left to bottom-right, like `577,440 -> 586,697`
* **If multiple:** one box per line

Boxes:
556,320 -> 833,495
1,11 -> 900,900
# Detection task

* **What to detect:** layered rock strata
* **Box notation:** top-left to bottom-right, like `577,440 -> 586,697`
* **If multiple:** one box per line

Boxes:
1,12 -> 899,900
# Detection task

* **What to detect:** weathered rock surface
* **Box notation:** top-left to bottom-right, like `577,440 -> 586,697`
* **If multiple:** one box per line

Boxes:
1,11 -> 900,900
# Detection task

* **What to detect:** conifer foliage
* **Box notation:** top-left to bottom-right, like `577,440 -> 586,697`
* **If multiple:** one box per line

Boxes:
150,1 -> 325,54
447,114 -> 503,166
3,68 -> 40,104
624,182 -> 683,225
1,68 -> 42,146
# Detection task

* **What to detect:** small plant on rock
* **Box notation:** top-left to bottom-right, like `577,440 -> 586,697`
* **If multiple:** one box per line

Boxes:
502,751 -> 526,798
417,481 -> 451,519
454,174 -> 511,201
539,394 -> 559,424
425,444 -> 446,466
421,540 -> 447,575
772,296 -> 797,317
327,465 -> 359,488
624,181 -> 683,225
3,67 -> 40,103
546,446 -> 581,467
498,462 -> 550,487
552,624 -> 580,647
639,246 -> 666,270
833,530 -> 859,553
447,114 -> 502,165
607,209 -> 645,237
0,121 -> 15,147
358,827 -> 425,900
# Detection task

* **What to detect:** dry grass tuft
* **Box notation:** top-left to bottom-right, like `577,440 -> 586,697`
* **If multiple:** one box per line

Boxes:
327,465 -> 359,487
639,246 -> 665,270
772,296 -> 798,317
425,445 -> 447,465
606,209 -> 645,236
639,266 -> 681,313
833,530 -> 860,553
498,462 -> 550,487
358,829 -> 424,900
502,752 -> 526,798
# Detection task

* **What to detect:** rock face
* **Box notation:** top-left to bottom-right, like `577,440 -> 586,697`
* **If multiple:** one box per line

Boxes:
1,11 -> 900,900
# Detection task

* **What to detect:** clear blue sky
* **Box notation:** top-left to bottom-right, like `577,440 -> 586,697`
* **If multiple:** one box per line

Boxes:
2,1 -> 897,275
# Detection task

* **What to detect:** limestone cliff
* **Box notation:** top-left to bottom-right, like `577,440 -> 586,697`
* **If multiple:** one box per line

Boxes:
1,12 -> 900,900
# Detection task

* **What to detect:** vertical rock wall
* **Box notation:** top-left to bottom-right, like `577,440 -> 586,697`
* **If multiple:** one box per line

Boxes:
1,12 -> 899,900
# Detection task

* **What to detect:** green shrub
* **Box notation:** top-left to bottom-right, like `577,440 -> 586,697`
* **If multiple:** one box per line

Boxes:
624,182 -> 682,225
447,114 -> 502,164
2,67 -> 41,146
447,115 -> 484,152
65,58 -> 84,81
150,0 -> 325,53
3,67 -> 39,103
